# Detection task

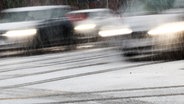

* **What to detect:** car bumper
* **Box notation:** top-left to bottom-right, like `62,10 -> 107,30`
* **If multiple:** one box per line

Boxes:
0,37 -> 35,51
122,33 -> 184,56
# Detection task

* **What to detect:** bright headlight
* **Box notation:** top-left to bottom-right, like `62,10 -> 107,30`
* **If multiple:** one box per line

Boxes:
148,22 -> 184,36
74,24 -> 96,31
98,28 -> 132,37
3,29 -> 37,38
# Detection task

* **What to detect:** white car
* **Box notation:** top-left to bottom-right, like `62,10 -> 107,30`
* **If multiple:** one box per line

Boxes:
66,8 -> 115,42
0,5 -> 76,50
119,0 -> 184,59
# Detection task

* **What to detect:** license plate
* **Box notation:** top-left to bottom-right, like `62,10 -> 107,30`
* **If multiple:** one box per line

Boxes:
0,40 -> 12,45
0,40 -> 6,45
123,38 -> 154,48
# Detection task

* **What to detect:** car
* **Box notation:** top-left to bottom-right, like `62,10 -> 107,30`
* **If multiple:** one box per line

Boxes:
0,5 -> 76,51
66,8 -> 115,42
117,0 -> 184,59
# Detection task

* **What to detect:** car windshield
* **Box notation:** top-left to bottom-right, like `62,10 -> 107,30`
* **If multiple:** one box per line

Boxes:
89,10 -> 113,19
124,0 -> 184,16
0,8 -> 68,23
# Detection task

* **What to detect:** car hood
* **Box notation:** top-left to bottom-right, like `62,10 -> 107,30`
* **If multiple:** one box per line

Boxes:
0,21 -> 44,31
122,13 -> 183,32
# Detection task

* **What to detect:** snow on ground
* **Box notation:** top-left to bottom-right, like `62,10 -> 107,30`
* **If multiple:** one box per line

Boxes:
0,47 -> 184,104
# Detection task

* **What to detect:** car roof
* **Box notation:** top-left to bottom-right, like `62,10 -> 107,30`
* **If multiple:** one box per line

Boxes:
2,5 -> 70,13
68,8 -> 110,14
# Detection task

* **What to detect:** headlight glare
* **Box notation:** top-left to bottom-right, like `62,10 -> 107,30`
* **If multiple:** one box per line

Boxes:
74,24 -> 96,31
3,29 -> 37,38
98,28 -> 132,37
148,22 -> 184,36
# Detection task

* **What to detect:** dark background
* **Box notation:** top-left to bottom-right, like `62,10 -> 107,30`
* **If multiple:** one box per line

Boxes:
0,0 -> 125,11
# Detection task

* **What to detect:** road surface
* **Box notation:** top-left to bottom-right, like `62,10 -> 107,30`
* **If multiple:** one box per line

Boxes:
0,46 -> 184,104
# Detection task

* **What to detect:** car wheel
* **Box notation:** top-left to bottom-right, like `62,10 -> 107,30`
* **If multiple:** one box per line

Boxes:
28,31 -> 49,49
63,25 -> 77,50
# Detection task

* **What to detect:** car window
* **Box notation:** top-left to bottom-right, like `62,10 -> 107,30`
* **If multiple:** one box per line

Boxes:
89,10 -> 113,19
51,8 -> 70,18
27,10 -> 52,20
0,8 -> 70,23
0,12 -> 28,23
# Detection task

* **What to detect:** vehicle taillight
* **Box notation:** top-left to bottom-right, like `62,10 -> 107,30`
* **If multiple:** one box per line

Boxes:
66,13 -> 88,22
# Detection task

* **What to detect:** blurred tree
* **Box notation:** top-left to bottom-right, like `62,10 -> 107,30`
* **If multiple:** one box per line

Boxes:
0,0 -> 124,10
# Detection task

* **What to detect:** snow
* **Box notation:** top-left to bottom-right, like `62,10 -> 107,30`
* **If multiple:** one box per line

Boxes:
0,47 -> 184,103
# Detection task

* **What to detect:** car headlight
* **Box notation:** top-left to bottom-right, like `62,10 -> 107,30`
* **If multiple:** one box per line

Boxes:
2,29 -> 37,38
74,24 -> 96,31
148,22 -> 184,36
98,28 -> 132,37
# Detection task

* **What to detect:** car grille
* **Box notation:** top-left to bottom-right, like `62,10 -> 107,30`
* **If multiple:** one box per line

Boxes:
123,31 -> 184,57
0,31 -> 6,38
130,31 -> 148,39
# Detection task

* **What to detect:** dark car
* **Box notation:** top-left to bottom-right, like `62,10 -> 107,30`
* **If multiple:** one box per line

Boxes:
0,5 -> 76,50
119,0 -> 184,59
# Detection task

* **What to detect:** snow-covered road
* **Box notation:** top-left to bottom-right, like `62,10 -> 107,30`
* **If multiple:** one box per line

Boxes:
0,47 -> 184,104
